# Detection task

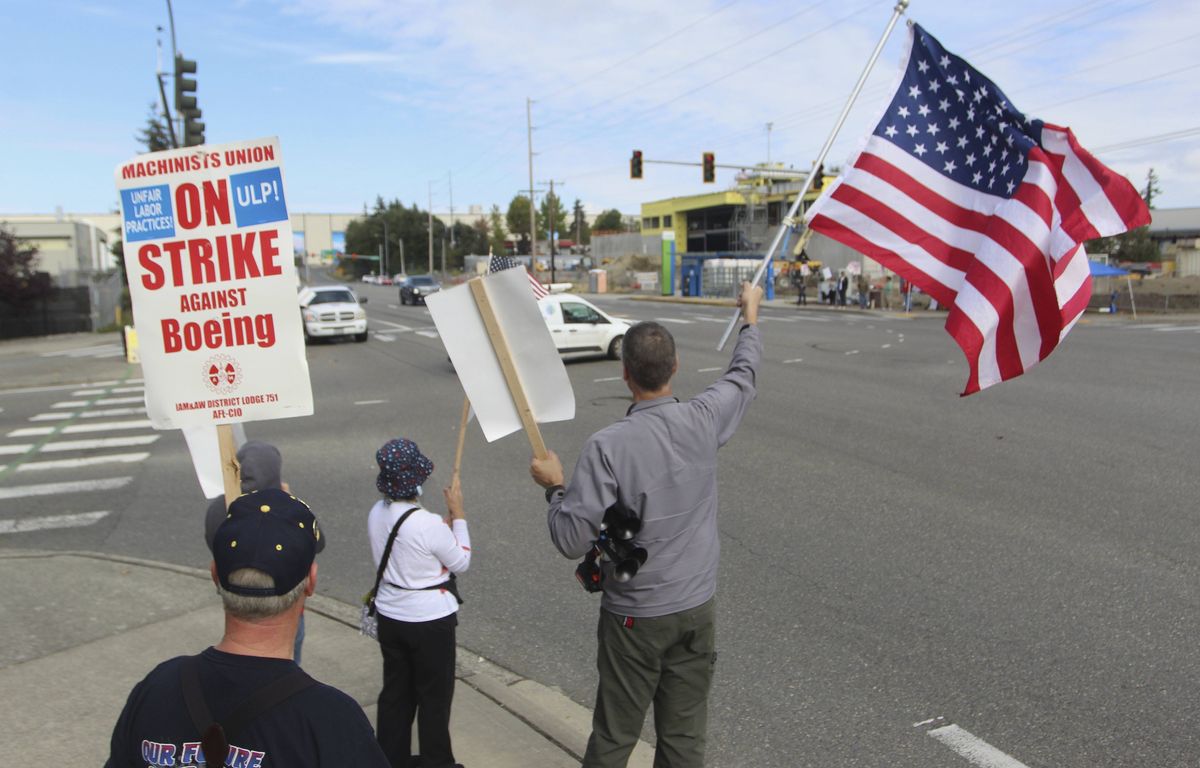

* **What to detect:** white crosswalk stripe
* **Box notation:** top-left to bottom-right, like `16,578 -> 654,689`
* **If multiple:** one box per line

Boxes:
41,435 -> 160,452
14,452 -> 150,472
39,344 -> 124,359
0,511 -> 110,534
9,420 -> 153,437
0,477 -> 132,499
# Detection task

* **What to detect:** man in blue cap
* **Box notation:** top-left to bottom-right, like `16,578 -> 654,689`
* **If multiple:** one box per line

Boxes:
107,488 -> 388,767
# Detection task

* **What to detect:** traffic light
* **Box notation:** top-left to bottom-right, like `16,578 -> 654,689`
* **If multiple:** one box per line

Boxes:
630,150 -> 643,180
812,163 -> 825,192
174,54 -> 205,147
702,152 -> 715,183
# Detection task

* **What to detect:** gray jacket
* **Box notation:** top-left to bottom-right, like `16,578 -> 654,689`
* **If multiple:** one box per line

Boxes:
547,324 -> 761,617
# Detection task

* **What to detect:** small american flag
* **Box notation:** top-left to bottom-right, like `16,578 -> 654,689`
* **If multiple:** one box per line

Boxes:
489,251 -> 548,299
807,23 -> 1149,395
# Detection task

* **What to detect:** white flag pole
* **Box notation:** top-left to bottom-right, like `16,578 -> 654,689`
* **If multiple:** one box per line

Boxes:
716,0 -> 911,350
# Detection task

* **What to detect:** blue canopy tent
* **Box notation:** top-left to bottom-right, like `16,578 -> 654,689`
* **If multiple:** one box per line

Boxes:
1088,260 -> 1136,318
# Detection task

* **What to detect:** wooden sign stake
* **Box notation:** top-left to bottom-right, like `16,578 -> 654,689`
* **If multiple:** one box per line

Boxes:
468,278 -> 549,459
216,423 -> 242,510
453,396 -> 470,481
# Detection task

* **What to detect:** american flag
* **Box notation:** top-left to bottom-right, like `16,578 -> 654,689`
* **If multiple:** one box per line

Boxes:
489,252 -> 548,299
807,23 -> 1149,395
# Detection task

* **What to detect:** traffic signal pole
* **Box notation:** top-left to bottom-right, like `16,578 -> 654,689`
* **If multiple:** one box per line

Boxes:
715,0 -> 910,351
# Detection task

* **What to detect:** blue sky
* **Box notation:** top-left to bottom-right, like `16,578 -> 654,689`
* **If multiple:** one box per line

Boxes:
3,0 -> 1197,219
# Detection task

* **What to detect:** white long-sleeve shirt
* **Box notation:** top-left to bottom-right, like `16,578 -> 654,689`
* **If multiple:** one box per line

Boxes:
368,499 -> 471,623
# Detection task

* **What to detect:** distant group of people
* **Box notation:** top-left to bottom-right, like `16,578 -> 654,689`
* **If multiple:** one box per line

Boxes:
106,282 -> 766,768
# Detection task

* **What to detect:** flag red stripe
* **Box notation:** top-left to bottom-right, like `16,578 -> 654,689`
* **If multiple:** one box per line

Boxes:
944,307 -> 984,395
852,151 -> 1065,365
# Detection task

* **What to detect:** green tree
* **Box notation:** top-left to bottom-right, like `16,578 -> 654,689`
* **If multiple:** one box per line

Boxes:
570,198 -> 591,245
488,205 -> 508,256
592,209 -> 625,232
538,190 -> 568,242
345,198 -> 447,276
0,225 -> 53,307
1142,167 -> 1162,209
137,103 -> 172,152
506,195 -> 537,255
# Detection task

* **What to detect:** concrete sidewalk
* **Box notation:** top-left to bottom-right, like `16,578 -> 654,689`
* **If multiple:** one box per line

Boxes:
0,549 -> 654,767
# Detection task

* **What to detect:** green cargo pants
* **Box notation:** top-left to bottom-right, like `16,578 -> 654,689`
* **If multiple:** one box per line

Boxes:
582,599 -> 716,768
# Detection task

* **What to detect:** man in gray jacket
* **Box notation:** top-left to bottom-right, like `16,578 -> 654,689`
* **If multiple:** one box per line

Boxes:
531,282 -> 763,768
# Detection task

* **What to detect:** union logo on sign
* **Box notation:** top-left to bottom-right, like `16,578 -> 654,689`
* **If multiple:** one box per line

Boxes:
202,353 -> 243,394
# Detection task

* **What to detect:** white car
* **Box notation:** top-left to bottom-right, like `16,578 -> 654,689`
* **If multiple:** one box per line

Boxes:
538,294 -> 630,359
298,285 -> 369,343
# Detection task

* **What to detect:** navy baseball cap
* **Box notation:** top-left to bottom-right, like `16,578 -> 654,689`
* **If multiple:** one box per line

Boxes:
212,488 -> 320,596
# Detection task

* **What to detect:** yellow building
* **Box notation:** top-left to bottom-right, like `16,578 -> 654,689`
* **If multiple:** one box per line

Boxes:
640,173 -> 824,254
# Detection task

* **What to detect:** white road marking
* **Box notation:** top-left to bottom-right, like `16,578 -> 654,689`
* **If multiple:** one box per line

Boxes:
0,444 -> 34,456
790,315 -> 831,323
1154,324 -> 1200,332
41,435 -> 160,452
95,396 -> 144,406
110,385 -> 145,393
374,334 -> 396,342
1128,323 -> 1175,329
0,510 -> 111,534
372,319 -> 414,332
354,400 -> 389,406
763,316 -> 798,323
0,380 -> 137,397
16,452 -> 150,472
72,389 -> 105,396
39,344 -> 123,358
782,358 -> 803,364
415,330 -> 439,338
927,724 -> 1031,768
51,401 -> 89,409
0,477 -> 132,500
845,350 -> 860,356
30,413 -> 72,421
79,407 -> 146,418
697,367 -> 722,373
882,343 -> 892,349
594,376 -> 622,382
10,420 -> 154,437
653,317 -> 693,324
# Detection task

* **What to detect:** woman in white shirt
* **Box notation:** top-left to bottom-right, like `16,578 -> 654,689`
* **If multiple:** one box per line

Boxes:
368,438 -> 470,768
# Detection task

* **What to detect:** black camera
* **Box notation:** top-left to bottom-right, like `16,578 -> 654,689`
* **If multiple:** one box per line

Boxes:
576,501 -> 648,593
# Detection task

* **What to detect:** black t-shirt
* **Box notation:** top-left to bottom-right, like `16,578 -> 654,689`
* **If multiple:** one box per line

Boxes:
106,647 -> 388,767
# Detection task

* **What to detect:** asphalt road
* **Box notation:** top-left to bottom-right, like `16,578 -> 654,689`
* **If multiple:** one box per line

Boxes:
2,281 -> 1198,767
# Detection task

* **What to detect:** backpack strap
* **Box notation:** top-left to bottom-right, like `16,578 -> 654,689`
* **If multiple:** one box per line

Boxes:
367,505 -> 419,617
180,655 -> 317,763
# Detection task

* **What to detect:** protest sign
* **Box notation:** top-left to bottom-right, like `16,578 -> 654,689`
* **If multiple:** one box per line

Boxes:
426,268 -> 574,452
114,137 -> 312,430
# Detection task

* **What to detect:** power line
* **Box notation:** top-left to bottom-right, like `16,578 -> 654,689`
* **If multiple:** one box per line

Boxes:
540,0 -> 837,133
542,0 -> 746,104
1092,126 -> 1200,154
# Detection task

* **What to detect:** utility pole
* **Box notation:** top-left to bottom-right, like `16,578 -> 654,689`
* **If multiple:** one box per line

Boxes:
164,0 -> 180,141
154,28 -> 178,148
427,182 -> 434,275
382,216 -> 389,278
447,171 -> 455,248
526,97 -> 537,264
766,122 -> 773,164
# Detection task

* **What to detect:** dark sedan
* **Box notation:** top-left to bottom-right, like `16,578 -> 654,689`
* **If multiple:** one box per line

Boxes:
398,274 -> 442,305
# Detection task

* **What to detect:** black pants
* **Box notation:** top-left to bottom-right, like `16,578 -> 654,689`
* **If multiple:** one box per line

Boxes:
376,612 -> 458,768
